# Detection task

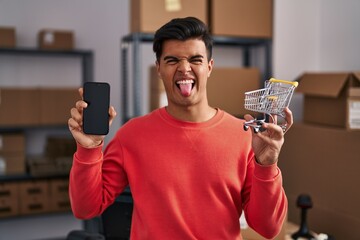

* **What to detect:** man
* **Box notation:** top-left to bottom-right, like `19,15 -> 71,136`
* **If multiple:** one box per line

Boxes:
68,17 -> 290,239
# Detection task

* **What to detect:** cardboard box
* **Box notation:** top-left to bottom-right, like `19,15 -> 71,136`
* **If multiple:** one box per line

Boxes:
0,133 -> 26,175
0,88 -> 41,126
40,88 -> 79,125
131,0 -> 208,33
210,0 -> 273,38
0,133 -> 25,153
0,87 -> 78,126
207,67 -> 261,117
0,182 -> 19,218
49,179 -> 71,212
278,123 -> 360,240
38,29 -> 74,50
0,152 -> 26,175
19,180 -> 50,215
296,72 -> 360,130
0,27 -> 16,48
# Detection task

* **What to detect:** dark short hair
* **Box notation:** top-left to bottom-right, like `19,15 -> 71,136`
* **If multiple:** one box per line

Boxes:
153,17 -> 213,62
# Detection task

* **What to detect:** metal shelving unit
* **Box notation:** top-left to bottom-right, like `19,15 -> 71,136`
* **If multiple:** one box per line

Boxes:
0,47 -> 94,180
120,33 -> 272,122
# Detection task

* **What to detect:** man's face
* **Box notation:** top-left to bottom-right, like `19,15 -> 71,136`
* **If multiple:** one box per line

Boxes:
156,38 -> 213,108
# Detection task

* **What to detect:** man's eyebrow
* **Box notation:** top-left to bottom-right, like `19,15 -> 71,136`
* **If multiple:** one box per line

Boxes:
189,55 -> 204,59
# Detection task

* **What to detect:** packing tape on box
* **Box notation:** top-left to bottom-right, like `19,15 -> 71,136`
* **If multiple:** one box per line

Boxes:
165,0 -> 181,12
43,31 -> 55,44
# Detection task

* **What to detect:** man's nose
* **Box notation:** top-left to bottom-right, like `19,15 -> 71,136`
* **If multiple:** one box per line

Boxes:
177,59 -> 191,73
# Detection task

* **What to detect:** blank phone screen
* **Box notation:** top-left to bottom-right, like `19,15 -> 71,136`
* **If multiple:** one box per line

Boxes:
83,82 -> 110,135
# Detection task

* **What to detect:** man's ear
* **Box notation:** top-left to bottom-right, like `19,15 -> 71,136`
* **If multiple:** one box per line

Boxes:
155,60 -> 161,78
208,59 -> 214,77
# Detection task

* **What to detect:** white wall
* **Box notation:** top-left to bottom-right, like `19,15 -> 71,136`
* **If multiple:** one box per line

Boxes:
274,0 -> 321,79
318,0 -> 360,71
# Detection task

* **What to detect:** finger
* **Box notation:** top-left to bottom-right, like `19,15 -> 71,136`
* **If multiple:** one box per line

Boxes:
79,87 -> 84,99
268,114 -> 278,124
260,122 -> 284,139
244,114 -> 255,122
70,107 -> 83,125
284,107 -> 293,127
109,106 -> 117,126
281,107 -> 293,134
75,100 -> 87,112
68,117 -> 82,132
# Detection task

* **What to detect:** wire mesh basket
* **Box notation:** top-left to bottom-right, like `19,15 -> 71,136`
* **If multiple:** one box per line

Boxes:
243,78 -> 298,133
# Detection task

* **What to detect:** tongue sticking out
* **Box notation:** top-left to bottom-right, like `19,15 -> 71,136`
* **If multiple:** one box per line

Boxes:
179,83 -> 192,97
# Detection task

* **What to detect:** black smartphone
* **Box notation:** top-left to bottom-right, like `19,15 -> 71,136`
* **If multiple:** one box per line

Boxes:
83,82 -> 110,135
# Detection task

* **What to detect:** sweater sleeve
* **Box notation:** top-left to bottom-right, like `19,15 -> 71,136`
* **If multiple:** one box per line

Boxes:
242,159 -> 288,239
69,136 -> 128,219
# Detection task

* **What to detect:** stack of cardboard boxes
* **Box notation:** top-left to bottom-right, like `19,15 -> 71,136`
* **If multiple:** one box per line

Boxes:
279,72 -> 360,239
0,87 -> 79,127
0,133 -> 26,175
130,0 -> 273,38
0,88 -> 78,218
1,13 -> 79,221
0,178 -> 71,218
0,87 -> 79,175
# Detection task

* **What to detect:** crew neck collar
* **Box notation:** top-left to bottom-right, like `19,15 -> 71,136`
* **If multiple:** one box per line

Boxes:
158,107 -> 224,128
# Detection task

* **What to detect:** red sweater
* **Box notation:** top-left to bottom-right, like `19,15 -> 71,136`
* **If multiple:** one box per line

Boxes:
69,108 -> 287,239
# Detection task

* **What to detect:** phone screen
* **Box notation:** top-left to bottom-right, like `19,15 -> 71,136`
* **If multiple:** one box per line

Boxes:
83,82 -> 110,135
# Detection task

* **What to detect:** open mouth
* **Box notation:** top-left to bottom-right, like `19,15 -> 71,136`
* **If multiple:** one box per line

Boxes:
176,80 -> 195,97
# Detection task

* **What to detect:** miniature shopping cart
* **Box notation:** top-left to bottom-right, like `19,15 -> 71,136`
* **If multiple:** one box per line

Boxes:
243,78 -> 298,133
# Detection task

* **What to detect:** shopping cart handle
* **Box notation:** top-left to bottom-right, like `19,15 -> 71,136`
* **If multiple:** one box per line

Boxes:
269,78 -> 299,87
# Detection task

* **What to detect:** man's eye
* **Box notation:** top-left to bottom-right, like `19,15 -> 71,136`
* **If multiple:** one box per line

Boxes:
191,58 -> 203,64
166,59 -> 178,64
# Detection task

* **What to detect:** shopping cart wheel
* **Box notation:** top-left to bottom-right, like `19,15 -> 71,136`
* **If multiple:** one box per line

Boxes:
243,125 -> 249,131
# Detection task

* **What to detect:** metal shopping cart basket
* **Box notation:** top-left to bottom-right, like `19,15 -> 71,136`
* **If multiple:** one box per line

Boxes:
243,78 -> 298,133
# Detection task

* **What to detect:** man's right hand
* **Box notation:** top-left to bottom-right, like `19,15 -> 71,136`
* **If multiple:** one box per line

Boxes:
68,88 -> 117,148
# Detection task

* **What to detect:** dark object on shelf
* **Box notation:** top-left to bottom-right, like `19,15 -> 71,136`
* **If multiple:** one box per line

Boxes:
291,194 -> 315,239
